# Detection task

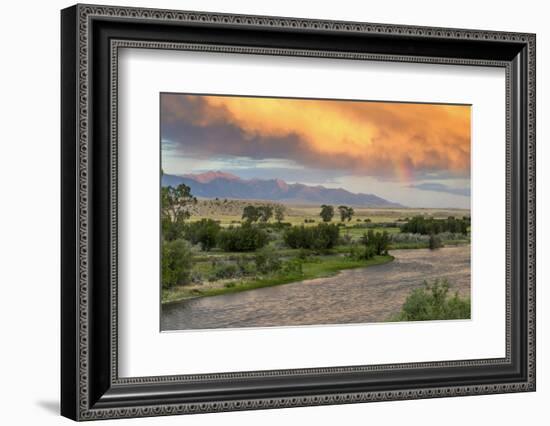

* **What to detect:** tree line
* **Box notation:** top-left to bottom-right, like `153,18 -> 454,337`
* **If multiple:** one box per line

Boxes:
241,204 -> 286,223
241,203 -> 356,223
319,204 -> 355,222
400,215 -> 470,235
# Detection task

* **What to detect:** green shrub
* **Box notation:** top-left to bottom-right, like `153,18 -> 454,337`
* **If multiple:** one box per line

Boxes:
161,239 -> 193,289
283,223 -> 339,250
185,218 -> 221,251
339,233 -> 353,246
208,256 -> 256,281
438,231 -> 469,242
283,227 -> 305,249
218,224 -> 269,252
429,234 -> 443,250
297,248 -> 310,260
210,262 -> 240,280
390,233 -> 429,244
393,279 -> 470,321
361,230 -> 390,255
235,256 -> 256,276
161,218 -> 186,241
254,247 -> 282,274
348,244 -> 376,260
401,216 -> 470,235
189,271 -> 203,284
281,258 -> 303,274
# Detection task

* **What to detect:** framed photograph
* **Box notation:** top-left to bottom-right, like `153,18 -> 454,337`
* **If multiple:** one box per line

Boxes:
61,4 -> 536,421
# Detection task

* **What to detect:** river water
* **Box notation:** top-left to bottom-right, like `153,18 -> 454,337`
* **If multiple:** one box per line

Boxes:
161,246 -> 470,331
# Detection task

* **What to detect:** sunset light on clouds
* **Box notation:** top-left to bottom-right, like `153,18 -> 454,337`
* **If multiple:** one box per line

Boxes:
161,93 -> 471,208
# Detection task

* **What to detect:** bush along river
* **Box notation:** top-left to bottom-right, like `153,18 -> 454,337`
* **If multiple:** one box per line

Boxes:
161,245 -> 470,330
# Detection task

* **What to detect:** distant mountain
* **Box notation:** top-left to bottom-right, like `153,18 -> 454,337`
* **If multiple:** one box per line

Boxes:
182,171 -> 241,183
162,171 -> 403,208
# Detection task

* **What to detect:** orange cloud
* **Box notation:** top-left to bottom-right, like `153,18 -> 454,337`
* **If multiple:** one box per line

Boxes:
165,94 -> 470,180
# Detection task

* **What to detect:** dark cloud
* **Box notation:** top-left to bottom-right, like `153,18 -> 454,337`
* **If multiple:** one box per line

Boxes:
160,93 -> 471,180
162,117 -> 307,160
161,96 -> 392,175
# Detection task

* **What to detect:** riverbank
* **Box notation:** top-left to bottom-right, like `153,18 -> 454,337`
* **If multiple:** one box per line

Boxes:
162,254 -> 394,304
161,245 -> 471,330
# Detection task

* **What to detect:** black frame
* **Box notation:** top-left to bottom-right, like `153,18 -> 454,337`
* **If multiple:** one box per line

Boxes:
61,4 -> 536,421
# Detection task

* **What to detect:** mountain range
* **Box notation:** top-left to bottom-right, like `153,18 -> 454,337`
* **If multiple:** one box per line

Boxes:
162,171 -> 403,207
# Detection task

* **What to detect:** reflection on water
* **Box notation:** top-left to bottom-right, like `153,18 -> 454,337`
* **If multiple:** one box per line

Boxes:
161,246 -> 470,331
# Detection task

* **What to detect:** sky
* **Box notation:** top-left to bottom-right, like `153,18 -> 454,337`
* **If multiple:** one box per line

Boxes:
161,93 -> 471,209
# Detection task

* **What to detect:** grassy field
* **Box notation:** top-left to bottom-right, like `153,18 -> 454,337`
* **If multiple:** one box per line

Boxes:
162,254 -> 393,303
187,199 -> 470,227
286,205 -> 469,224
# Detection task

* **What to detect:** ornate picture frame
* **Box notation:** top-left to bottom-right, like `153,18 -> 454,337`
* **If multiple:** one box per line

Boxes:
61,4 -> 535,420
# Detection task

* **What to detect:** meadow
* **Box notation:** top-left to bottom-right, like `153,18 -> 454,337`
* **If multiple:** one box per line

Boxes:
161,194 -> 471,307
186,198 -> 470,226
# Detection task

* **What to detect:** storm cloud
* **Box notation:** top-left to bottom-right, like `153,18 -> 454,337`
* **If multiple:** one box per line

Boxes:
161,93 -> 471,181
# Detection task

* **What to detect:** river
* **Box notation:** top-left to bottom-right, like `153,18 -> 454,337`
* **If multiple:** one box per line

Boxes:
161,245 -> 470,331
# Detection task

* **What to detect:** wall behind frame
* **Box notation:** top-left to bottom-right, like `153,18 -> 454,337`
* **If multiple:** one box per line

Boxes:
0,0 -> 546,425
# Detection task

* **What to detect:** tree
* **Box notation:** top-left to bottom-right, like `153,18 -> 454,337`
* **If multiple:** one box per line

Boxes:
257,205 -> 274,223
361,230 -> 390,255
185,219 -> 221,251
338,205 -> 354,222
242,205 -> 260,223
283,223 -> 339,250
347,206 -> 354,221
274,204 -> 286,223
161,218 -> 186,242
401,215 -> 470,236
319,204 -> 334,222
338,205 -> 346,222
254,247 -> 282,274
161,184 -> 197,224
218,224 -> 269,252
161,239 -> 193,289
